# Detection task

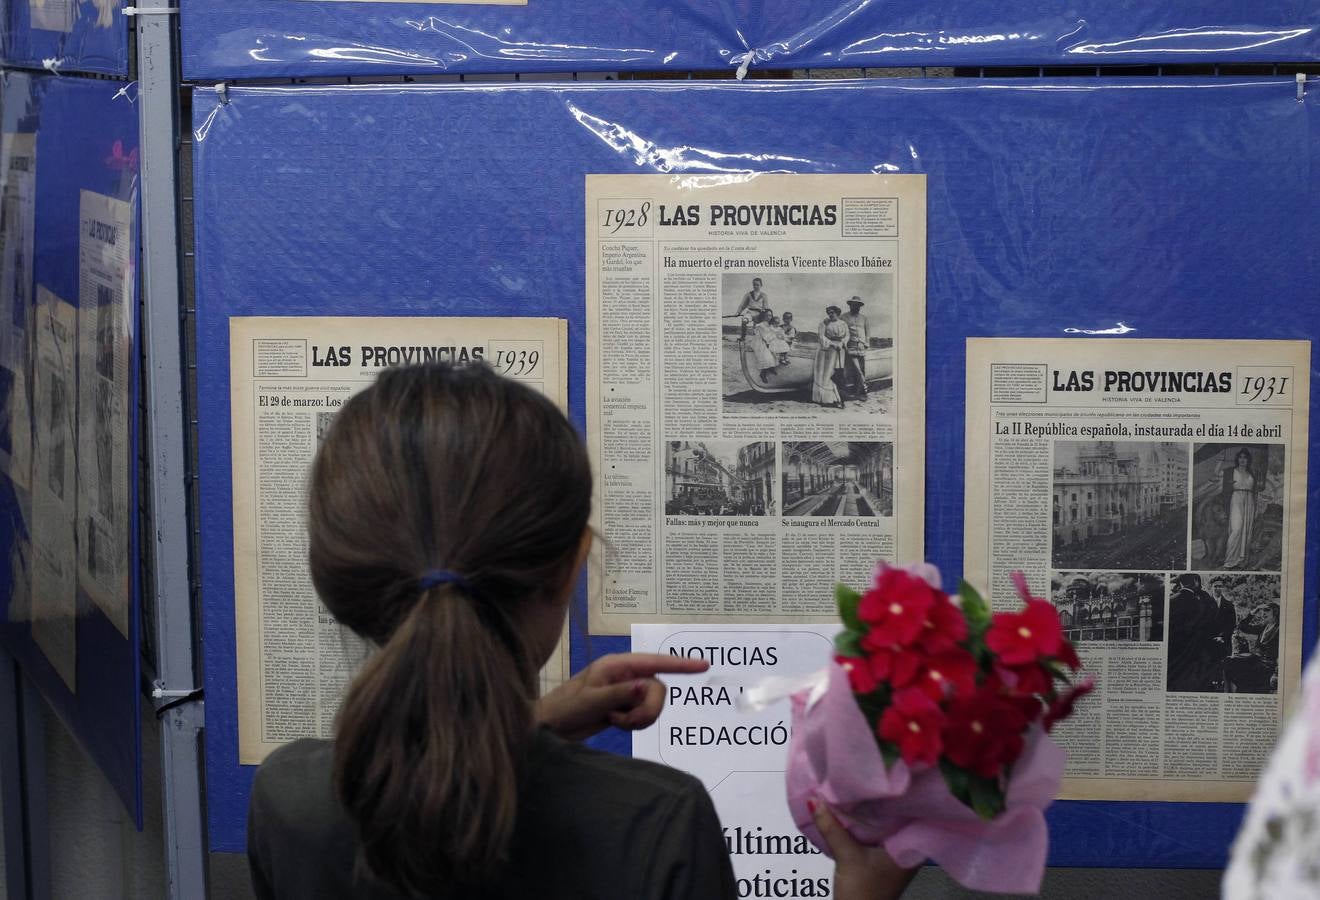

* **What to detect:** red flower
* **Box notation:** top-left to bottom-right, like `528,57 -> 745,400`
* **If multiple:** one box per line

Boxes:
1054,639 -> 1082,671
914,649 -> 979,702
836,655 -> 879,694
879,688 -> 946,767
997,661 -> 1054,698
1043,678 -> 1095,731
859,568 -> 938,647
916,592 -> 969,656
986,600 -> 1063,665
942,687 -> 1030,778
859,635 -> 923,688
1010,570 -> 1042,604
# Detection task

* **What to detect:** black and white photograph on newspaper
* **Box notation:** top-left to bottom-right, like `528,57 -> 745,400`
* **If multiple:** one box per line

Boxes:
664,440 -> 775,516
781,441 -> 892,517
720,273 -> 893,415
1167,572 -> 1280,694
1050,571 -> 1165,642
1050,441 -> 1188,571
316,410 -> 337,448
1190,443 -> 1285,573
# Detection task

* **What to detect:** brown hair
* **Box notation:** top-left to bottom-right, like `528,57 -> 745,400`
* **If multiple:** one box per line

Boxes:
307,362 -> 591,896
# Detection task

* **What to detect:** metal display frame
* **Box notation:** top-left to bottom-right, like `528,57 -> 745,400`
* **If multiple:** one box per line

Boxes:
134,0 -> 209,895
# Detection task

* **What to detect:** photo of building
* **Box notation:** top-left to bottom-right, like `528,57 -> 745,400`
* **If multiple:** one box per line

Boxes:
1050,571 -> 1165,642
1051,441 -> 1188,570
781,441 -> 891,517
664,439 -> 775,516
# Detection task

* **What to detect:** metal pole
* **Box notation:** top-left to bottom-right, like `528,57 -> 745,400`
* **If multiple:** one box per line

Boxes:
132,0 -> 208,896
0,648 -> 30,899
0,648 -> 50,900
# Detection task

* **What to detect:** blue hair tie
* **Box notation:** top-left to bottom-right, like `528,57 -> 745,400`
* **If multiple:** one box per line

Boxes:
416,569 -> 473,594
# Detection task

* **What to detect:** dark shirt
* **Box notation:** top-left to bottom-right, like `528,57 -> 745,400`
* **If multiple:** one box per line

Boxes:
1240,617 -> 1280,663
248,730 -> 738,900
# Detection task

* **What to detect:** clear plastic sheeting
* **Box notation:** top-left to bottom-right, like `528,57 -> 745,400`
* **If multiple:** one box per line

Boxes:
180,0 -> 1320,80
190,76 -> 1319,859
0,70 -> 142,824
2,0 -> 129,76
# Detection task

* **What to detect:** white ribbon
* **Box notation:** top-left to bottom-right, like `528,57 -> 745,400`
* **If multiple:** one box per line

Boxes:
718,666 -> 830,713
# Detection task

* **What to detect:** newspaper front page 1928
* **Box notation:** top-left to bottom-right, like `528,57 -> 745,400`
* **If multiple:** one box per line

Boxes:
586,174 -> 927,635
964,337 -> 1310,802
230,315 -> 568,764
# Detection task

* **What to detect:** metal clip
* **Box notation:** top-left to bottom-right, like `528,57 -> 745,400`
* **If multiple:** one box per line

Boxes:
1298,73 -> 1307,102
122,6 -> 179,14
152,683 -> 201,700
216,82 -> 230,105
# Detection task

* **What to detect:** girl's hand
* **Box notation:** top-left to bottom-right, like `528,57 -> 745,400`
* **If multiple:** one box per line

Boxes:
811,798 -> 917,900
535,653 -> 710,741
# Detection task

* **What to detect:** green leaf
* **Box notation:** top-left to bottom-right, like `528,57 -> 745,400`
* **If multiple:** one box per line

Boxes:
834,629 -> 864,658
959,580 -> 992,636
878,741 -> 900,769
967,774 -> 1006,821
939,759 -> 971,795
836,583 -> 864,632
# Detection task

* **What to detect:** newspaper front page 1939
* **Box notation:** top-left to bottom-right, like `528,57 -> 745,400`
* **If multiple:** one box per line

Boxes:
231,316 -> 568,764
964,337 -> 1310,802
586,174 -> 927,635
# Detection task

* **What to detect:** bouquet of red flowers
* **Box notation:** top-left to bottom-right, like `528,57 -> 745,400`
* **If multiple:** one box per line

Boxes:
784,563 -> 1092,893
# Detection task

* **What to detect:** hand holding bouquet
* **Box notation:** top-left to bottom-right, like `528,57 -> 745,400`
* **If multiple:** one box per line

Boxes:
785,563 -> 1092,894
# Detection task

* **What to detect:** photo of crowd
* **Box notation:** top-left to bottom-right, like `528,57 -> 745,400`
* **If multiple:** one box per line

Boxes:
664,439 -> 775,516
1166,572 -> 1280,694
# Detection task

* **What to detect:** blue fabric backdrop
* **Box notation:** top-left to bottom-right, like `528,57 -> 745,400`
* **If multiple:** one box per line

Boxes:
192,76 -> 1319,861
181,1 -> 1320,80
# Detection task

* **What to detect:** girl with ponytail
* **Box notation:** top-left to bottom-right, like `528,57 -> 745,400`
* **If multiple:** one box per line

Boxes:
247,362 -> 912,900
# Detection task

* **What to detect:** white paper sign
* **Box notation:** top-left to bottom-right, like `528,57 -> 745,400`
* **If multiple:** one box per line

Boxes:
633,623 -> 838,898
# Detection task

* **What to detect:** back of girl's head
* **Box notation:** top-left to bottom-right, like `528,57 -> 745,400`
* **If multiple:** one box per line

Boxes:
307,362 -> 591,896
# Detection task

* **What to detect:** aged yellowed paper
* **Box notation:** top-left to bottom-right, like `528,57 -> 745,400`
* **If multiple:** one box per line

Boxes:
965,337 -> 1309,802
231,315 -> 567,763
586,174 -> 927,634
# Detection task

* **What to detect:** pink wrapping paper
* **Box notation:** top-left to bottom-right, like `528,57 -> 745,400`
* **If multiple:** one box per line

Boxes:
786,661 -> 1065,895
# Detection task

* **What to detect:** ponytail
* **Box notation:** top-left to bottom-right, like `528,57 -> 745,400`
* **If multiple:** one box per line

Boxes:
333,583 -> 534,896
307,363 -> 593,897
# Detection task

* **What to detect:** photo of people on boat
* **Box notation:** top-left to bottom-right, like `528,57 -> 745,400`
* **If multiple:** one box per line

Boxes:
781,441 -> 892,517
720,273 -> 894,416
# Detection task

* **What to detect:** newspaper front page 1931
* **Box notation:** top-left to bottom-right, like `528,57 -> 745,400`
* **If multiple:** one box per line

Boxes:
964,337 -> 1310,802
231,316 -> 568,764
586,174 -> 927,635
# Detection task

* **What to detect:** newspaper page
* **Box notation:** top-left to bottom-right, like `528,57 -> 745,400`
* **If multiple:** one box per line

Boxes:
0,133 -> 36,492
965,338 -> 1310,802
30,287 -> 78,691
231,316 -> 569,764
29,0 -> 73,32
76,191 -> 133,637
587,174 -> 926,634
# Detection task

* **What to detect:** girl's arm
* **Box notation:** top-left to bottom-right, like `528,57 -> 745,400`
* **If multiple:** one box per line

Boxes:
536,652 -> 710,740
